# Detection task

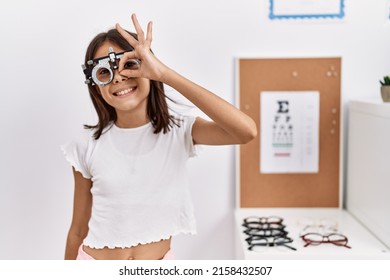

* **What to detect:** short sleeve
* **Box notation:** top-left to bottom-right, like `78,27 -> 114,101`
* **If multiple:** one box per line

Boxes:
61,131 -> 93,179
182,115 -> 198,158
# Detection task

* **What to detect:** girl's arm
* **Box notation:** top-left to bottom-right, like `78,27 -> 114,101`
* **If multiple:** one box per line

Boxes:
116,14 -> 257,145
64,168 -> 92,260
161,69 -> 257,145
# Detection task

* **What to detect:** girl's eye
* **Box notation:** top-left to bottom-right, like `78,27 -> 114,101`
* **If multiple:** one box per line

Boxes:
124,59 -> 140,70
98,69 -> 109,75
96,67 -> 111,82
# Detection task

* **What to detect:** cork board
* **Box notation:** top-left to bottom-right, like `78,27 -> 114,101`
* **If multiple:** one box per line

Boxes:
238,57 -> 341,208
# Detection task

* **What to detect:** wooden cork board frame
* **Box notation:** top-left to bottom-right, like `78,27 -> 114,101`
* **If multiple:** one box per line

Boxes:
237,57 -> 341,208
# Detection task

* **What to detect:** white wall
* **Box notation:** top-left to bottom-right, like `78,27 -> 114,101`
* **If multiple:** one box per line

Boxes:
1,0 -> 389,260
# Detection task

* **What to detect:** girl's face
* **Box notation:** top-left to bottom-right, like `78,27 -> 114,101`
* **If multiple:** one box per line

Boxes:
94,41 -> 150,119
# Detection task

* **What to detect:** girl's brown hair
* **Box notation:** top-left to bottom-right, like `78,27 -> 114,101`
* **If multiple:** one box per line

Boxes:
83,28 -> 178,139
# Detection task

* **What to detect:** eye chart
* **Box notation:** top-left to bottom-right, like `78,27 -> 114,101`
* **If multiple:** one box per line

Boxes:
260,91 -> 319,174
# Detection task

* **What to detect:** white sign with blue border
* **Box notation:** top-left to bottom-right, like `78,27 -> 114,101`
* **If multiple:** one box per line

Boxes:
269,0 -> 345,20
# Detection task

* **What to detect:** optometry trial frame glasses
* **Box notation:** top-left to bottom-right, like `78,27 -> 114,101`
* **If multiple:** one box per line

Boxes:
82,47 -> 141,86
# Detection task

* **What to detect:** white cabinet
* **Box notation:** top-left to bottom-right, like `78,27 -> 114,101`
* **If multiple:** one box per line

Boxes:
346,99 -> 390,249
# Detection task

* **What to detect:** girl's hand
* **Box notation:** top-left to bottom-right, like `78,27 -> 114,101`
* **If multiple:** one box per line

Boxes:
117,15 -> 257,146
116,14 -> 168,82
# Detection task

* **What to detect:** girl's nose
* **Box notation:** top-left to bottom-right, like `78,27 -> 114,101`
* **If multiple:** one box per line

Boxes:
113,70 -> 129,84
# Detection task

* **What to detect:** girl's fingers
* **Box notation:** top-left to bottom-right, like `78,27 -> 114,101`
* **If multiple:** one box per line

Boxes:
118,68 -> 140,79
115,14 -> 155,79
146,21 -> 153,45
115,23 -> 138,46
131,14 -> 145,43
116,14 -> 152,49
117,51 -> 137,72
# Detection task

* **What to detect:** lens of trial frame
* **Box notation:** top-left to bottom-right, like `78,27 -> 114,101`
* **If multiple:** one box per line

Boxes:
95,66 -> 112,84
123,59 -> 141,70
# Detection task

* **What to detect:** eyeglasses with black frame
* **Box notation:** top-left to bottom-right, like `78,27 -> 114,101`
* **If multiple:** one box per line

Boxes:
243,216 -> 284,225
247,236 -> 297,252
242,216 -> 296,251
243,223 -> 286,232
244,228 -> 288,239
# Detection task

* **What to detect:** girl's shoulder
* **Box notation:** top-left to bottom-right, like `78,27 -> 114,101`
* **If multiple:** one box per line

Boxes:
169,114 -> 199,157
62,126 -> 99,154
61,127 -> 99,179
75,127 -> 98,145
170,114 -> 197,130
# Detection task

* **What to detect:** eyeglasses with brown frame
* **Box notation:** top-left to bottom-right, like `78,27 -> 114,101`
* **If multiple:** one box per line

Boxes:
301,232 -> 352,249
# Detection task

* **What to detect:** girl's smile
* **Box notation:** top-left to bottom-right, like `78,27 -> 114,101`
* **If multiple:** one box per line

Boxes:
112,86 -> 137,97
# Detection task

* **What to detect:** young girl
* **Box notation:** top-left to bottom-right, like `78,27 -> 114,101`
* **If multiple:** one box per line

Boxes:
62,13 -> 257,260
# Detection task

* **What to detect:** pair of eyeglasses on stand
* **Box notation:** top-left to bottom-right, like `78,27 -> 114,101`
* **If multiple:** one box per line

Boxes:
243,228 -> 287,238
247,236 -> 297,252
242,216 -> 297,252
243,222 -> 286,231
243,216 -> 284,225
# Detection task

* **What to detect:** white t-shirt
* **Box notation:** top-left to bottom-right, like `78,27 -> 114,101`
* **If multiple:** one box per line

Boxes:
61,115 -> 198,249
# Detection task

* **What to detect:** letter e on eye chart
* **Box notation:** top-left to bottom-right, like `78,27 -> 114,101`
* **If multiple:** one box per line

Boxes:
260,91 -> 319,174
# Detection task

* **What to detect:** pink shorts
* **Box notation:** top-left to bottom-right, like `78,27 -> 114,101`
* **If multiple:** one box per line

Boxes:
76,244 -> 174,260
